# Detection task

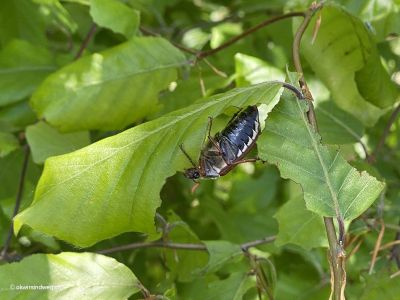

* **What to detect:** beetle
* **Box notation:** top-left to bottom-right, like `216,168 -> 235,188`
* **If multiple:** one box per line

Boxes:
180,105 -> 263,183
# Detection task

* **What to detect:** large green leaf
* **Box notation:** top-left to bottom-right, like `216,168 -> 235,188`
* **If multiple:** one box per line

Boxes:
0,252 -> 140,299
26,121 -> 90,164
258,87 -> 385,221
90,0 -> 140,38
274,195 -> 327,250
30,37 -> 187,132
15,82 -> 283,247
0,40 -> 56,106
299,4 -> 398,125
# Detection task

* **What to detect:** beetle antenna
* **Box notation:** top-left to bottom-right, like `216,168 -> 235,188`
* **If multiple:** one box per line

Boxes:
191,182 -> 200,194
179,144 -> 197,168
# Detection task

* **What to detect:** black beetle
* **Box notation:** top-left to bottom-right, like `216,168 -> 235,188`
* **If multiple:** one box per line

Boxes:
180,105 -> 262,182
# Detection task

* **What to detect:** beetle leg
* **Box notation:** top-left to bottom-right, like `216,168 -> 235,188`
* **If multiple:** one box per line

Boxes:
179,144 -> 198,168
206,116 -> 223,152
231,157 -> 266,166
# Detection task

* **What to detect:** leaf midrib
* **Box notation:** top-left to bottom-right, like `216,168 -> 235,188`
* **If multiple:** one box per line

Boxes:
295,99 -> 342,218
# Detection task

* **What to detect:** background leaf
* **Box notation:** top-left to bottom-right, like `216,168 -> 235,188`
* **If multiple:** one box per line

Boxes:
0,40 -> 56,106
0,132 -> 19,157
274,194 -> 328,250
90,0 -> 140,38
26,121 -> 90,164
299,4 -> 399,125
0,252 -> 140,299
15,82 -> 283,247
31,37 -> 187,132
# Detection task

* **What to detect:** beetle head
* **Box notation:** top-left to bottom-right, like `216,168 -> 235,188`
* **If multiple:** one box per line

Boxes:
184,167 -> 201,180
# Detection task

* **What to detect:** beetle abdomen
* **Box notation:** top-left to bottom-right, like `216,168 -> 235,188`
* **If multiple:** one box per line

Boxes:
219,106 -> 260,162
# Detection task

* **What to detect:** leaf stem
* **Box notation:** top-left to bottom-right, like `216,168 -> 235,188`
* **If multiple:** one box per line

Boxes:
0,145 -> 30,260
292,2 -> 346,299
97,236 -> 275,255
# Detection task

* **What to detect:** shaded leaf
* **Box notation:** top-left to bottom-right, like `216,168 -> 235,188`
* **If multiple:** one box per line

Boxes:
31,37 -> 187,132
201,241 -> 243,274
0,252 -> 140,299
0,40 -> 56,106
315,100 -> 365,145
163,211 -> 208,282
0,0 -> 47,47
204,272 -> 255,300
90,0 -> 140,38
299,4 -> 398,125
258,83 -> 385,221
274,195 -> 327,250
26,121 -> 90,164
360,271 -> 400,300
15,82 -> 283,247
0,132 -> 19,157
0,101 -> 37,132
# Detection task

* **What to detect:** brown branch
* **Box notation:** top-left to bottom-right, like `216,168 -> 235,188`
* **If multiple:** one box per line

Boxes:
75,23 -> 97,60
97,236 -> 275,255
197,12 -> 305,60
370,103 -> 400,162
0,145 -> 30,260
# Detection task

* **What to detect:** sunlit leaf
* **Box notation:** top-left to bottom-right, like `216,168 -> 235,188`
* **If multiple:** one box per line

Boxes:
0,252 -> 140,299
26,121 -> 90,164
31,37 -> 187,132
15,82 -> 283,247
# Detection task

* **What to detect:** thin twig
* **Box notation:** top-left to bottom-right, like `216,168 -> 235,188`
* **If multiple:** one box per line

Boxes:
378,240 -> 400,252
369,219 -> 385,274
75,23 -> 97,60
97,236 -> 275,255
346,239 -> 363,261
0,145 -> 30,260
197,12 -> 304,60
390,270 -> 400,278
370,103 -> 400,162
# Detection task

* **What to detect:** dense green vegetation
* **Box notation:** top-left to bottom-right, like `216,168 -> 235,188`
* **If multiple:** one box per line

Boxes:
0,0 -> 399,299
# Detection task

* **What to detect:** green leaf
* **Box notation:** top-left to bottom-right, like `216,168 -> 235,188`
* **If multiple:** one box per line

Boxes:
0,101 -> 37,132
360,271 -> 400,300
0,252 -> 140,299
235,53 -> 285,87
0,0 -> 47,47
315,100 -> 365,145
163,211 -> 208,281
26,121 -> 90,164
204,272 -> 255,300
15,82 -> 283,247
299,4 -> 398,125
258,84 -> 385,221
0,40 -> 56,106
0,132 -> 19,157
90,0 -> 140,38
274,194 -> 328,250
31,37 -> 187,132
201,241 -> 243,274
